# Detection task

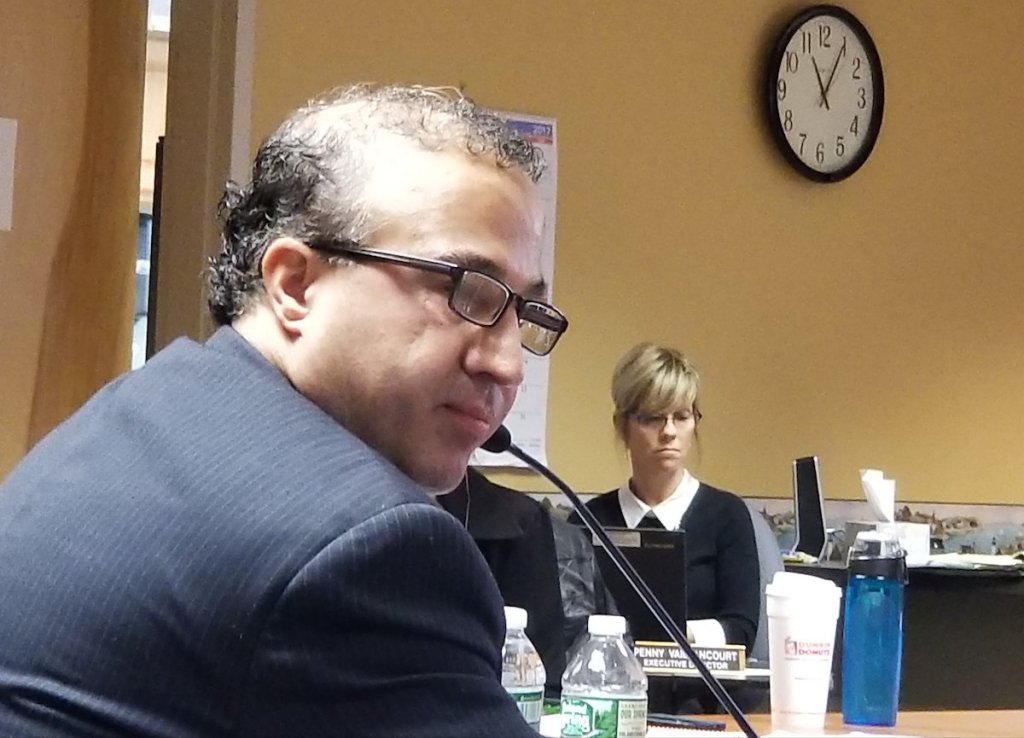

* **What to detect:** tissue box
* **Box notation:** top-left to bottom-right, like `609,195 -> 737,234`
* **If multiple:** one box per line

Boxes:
842,521 -> 931,568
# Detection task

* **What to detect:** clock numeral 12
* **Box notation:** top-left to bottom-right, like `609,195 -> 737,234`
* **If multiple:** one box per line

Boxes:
818,24 -> 832,48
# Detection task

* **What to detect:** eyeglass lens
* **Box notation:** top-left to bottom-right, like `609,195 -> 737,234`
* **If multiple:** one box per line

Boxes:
451,271 -> 564,355
635,412 -> 695,427
451,272 -> 507,323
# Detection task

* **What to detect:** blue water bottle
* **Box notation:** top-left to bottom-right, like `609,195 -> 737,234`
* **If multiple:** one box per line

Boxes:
841,530 -> 907,726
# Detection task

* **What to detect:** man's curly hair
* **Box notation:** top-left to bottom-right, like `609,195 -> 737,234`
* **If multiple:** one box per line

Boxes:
206,83 -> 546,325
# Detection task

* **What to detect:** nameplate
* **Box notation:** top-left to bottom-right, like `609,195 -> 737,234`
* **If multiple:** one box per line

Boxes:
633,641 -> 746,675
593,530 -> 642,548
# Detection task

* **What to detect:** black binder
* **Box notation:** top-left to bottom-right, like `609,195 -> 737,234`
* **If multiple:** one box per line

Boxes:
588,526 -> 688,642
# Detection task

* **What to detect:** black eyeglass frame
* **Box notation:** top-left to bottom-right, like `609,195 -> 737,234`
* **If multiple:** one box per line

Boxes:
629,409 -> 703,427
308,239 -> 568,356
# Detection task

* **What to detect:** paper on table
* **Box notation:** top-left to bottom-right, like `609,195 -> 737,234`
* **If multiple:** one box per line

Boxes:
925,553 -> 1024,570
770,728 -> 921,732
647,729 -> 742,737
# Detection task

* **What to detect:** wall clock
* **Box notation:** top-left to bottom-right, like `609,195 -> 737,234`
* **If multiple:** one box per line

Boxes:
766,5 -> 884,182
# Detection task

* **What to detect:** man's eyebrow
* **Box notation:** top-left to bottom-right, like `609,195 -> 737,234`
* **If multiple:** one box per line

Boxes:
439,251 -> 549,301
520,277 -> 548,301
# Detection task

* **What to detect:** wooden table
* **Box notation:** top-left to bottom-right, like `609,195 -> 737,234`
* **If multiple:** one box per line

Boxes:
725,710 -> 1024,737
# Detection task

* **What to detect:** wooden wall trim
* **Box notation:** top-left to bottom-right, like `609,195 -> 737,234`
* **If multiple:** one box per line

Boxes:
26,0 -> 146,447
153,0 -> 241,351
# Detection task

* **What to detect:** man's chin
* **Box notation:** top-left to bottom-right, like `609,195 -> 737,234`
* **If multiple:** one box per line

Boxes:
404,448 -> 474,496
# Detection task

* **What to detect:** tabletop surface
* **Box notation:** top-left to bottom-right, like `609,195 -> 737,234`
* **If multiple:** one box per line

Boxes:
728,710 -> 1024,737
542,710 -> 1024,737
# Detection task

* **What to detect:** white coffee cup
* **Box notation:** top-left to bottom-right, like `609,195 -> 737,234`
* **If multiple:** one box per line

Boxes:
765,571 -> 842,731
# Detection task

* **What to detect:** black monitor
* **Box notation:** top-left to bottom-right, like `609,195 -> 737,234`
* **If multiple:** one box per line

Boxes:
792,455 -> 827,560
586,527 -> 687,643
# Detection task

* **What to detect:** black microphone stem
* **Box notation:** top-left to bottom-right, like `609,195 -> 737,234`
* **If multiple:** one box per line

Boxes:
505,442 -> 759,738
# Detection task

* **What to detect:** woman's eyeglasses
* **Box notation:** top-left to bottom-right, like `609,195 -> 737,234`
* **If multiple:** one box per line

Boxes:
630,410 -> 701,428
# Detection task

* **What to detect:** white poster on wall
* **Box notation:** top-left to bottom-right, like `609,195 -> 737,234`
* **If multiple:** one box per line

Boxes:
0,118 -> 17,232
471,111 -> 557,468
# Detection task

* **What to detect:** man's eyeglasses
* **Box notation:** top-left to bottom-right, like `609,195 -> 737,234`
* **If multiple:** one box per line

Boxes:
308,240 -> 568,356
631,410 -> 701,429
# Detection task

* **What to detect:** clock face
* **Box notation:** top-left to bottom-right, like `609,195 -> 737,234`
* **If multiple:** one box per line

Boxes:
767,5 -> 884,182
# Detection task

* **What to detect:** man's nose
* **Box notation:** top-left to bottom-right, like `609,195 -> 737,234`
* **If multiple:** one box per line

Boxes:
466,309 -> 525,387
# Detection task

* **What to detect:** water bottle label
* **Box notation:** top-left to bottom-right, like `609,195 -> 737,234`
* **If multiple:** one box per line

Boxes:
505,687 -> 543,728
560,696 -> 647,738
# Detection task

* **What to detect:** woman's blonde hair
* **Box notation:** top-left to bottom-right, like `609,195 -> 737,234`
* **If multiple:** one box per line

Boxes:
611,343 -> 702,443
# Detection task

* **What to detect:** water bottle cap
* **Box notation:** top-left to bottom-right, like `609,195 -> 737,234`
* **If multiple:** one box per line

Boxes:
504,606 -> 528,631
848,530 -> 907,580
849,530 -> 905,560
587,614 -> 627,636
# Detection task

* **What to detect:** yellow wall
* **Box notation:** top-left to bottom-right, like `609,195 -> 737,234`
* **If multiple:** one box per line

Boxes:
0,0 -> 145,478
241,0 -> 1023,504
151,0 -> 1024,505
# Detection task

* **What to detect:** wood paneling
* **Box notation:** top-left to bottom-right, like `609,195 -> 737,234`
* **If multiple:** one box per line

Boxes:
0,0 -> 145,475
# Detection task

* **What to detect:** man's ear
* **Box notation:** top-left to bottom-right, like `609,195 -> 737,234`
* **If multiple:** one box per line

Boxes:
260,238 -> 325,334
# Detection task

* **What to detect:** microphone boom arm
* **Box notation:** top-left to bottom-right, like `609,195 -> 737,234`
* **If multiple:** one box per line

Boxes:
504,441 -> 759,738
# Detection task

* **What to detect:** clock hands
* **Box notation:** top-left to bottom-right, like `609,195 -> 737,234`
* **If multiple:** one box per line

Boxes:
821,37 -> 848,105
811,37 -> 847,111
811,57 -> 831,110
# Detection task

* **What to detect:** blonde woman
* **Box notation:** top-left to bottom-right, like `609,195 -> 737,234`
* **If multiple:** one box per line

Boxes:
578,343 -> 759,652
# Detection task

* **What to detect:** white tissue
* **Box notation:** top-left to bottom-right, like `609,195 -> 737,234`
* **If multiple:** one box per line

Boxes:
855,469 -> 931,566
859,468 -> 895,523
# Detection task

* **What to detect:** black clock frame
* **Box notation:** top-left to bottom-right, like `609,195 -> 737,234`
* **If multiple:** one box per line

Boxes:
766,4 -> 885,183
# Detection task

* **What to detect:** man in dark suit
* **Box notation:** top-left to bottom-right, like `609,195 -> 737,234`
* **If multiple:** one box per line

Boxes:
0,83 -> 568,737
439,468 -> 567,696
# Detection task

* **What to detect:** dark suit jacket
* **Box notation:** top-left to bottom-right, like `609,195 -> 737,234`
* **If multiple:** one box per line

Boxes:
0,328 -> 535,738
438,469 -> 566,694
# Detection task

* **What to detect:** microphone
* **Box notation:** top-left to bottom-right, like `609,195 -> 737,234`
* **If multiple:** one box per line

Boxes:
481,425 -> 512,454
483,425 -> 759,738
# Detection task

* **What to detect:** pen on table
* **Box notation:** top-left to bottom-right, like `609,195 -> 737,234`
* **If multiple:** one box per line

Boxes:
647,712 -> 727,731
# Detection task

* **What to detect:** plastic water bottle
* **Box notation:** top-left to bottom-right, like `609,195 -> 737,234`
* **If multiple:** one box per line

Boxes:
841,530 -> 907,726
502,606 -> 546,731
560,614 -> 648,738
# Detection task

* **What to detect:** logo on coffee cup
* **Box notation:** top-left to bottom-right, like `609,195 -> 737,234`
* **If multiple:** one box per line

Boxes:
784,636 -> 832,659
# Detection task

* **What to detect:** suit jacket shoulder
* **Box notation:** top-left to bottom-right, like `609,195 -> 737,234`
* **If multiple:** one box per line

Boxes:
0,328 -> 534,737
238,501 -> 534,737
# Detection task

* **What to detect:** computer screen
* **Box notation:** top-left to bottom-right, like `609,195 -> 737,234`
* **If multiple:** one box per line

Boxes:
793,455 -> 827,560
586,527 -> 687,643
